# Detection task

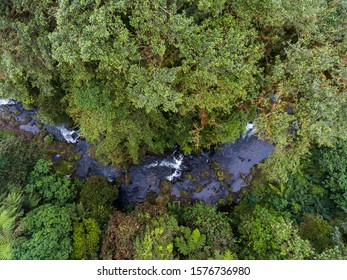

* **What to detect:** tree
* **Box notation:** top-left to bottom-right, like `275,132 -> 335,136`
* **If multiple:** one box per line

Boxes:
79,176 -> 118,226
0,0 -> 68,123
101,203 -> 168,260
13,204 -> 73,260
0,137 -> 42,188
25,159 -> 77,205
180,202 -> 237,258
47,0 -> 261,165
71,218 -> 101,260
134,214 -> 178,260
298,214 -> 334,253
253,0 -> 347,183
238,205 -> 312,260
174,227 -> 206,259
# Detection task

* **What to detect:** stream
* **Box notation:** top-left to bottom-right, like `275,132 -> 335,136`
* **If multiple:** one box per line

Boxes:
0,99 -> 274,205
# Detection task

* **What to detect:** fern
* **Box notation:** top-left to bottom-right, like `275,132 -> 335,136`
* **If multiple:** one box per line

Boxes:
212,249 -> 237,260
0,210 -> 16,260
175,227 -> 206,259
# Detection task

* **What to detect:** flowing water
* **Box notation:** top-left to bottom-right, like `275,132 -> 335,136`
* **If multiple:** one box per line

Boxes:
0,99 -> 274,205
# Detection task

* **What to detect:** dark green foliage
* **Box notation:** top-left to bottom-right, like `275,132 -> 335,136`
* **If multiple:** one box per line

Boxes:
80,176 -> 118,226
25,159 -> 77,205
298,214 -> 334,253
174,227 -> 206,259
0,0 -> 346,261
71,218 -> 101,260
0,137 -> 42,187
13,204 -> 73,260
0,0 -> 69,124
180,202 -> 236,258
238,205 -> 312,260
312,141 -> 347,212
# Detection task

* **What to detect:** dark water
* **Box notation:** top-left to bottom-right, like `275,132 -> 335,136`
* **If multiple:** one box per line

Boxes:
0,99 -> 274,205
120,133 -> 274,205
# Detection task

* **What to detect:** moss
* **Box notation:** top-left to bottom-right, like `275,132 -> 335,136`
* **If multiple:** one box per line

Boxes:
13,110 -> 21,116
146,192 -> 158,204
211,161 -> 221,170
22,117 -> 32,125
23,103 -> 35,111
215,168 -> 232,181
37,123 -> 44,129
180,190 -> 189,200
55,160 -> 75,175
201,170 -> 211,178
159,179 -> 172,194
184,172 -> 197,182
193,184 -> 204,193
155,193 -> 170,207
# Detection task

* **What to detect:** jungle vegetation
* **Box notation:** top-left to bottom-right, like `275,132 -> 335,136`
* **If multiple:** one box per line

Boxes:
0,0 -> 346,260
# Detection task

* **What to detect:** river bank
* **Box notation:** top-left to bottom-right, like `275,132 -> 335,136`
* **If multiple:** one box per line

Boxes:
0,99 -> 274,205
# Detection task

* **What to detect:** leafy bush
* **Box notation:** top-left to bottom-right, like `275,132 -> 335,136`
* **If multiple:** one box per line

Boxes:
80,176 -> 119,226
238,205 -> 313,260
174,227 -> 206,259
13,204 -> 73,260
298,214 -> 334,253
71,218 -> 101,260
181,202 -> 236,258
0,137 -> 42,187
134,215 -> 178,260
25,159 -> 77,205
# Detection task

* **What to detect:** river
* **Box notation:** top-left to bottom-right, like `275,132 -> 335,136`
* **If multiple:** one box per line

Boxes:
0,99 -> 274,205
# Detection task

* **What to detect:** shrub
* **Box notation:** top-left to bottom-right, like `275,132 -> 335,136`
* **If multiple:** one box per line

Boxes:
80,176 -> 119,226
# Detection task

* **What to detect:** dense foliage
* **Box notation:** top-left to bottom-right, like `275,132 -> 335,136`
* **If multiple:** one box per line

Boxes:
0,0 -> 346,260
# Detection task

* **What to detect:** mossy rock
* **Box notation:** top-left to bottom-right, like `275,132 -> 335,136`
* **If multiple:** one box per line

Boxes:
184,172 -> 197,182
159,179 -> 172,194
55,160 -> 75,175
22,117 -> 32,125
215,168 -> 232,181
23,103 -> 35,110
211,161 -> 221,170
13,110 -> 21,116
201,170 -> 211,178
115,173 -> 131,185
180,190 -> 189,198
193,183 -> 204,193
7,115 -> 15,122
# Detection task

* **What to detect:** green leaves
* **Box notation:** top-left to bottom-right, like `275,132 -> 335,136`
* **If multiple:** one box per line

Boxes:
175,227 -> 206,259
134,215 -> 178,260
238,205 -> 313,260
25,159 -> 77,205
13,204 -> 73,260
72,218 -> 101,260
